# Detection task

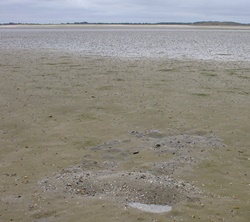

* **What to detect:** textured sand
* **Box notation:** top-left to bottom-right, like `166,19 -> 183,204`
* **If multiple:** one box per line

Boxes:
0,49 -> 250,221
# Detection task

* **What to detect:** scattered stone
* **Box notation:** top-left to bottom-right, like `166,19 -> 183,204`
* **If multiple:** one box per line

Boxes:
39,169 -> 201,207
38,130 -> 225,213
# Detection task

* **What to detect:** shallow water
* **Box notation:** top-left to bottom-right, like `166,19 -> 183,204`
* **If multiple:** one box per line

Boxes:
0,26 -> 250,61
128,202 -> 172,213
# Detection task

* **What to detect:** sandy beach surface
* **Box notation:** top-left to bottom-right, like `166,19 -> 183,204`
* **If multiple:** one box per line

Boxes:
0,48 -> 250,221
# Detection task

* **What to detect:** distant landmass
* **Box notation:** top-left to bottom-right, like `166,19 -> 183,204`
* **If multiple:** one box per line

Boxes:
192,21 -> 250,26
1,21 -> 250,26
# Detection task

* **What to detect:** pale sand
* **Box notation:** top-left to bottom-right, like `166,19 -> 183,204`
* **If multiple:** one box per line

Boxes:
0,48 -> 250,221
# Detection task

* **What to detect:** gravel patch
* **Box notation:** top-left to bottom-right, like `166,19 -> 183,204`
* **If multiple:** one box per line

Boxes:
39,131 -> 225,212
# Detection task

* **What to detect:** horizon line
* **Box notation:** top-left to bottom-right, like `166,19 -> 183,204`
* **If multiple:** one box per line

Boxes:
1,21 -> 250,26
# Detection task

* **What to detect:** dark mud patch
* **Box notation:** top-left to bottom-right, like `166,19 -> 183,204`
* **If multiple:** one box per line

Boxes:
38,130 -> 225,212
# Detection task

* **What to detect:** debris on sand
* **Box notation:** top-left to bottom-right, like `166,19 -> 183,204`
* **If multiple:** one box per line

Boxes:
38,131 -> 225,211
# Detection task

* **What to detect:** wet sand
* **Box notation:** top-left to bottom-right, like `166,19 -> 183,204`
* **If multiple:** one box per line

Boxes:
0,49 -> 250,221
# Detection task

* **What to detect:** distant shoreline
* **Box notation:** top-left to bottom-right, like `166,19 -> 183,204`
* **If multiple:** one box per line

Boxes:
1,23 -> 250,30
1,21 -> 250,26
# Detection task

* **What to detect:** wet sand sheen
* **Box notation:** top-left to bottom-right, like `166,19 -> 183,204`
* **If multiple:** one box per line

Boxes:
1,26 -> 250,61
128,202 -> 172,213
0,49 -> 250,222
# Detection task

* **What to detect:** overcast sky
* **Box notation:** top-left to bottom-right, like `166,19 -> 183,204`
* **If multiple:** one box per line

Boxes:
0,0 -> 249,24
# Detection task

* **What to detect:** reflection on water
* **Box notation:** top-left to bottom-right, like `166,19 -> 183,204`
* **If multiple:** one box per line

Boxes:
0,27 -> 250,61
128,202 -> 172,213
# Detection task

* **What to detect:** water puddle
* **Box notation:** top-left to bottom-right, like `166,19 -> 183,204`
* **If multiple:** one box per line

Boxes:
128,202 -> 172,213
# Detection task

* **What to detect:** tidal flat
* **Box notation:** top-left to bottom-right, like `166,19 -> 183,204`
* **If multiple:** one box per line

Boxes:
0,48 -> 250,222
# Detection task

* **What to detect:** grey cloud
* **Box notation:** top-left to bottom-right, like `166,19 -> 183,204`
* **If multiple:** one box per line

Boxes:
0,0 -> 249,23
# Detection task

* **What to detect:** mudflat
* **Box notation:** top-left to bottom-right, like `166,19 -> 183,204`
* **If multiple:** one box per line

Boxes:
0,49 -> 249,221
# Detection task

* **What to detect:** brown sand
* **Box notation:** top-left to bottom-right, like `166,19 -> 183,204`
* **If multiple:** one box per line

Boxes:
0,48 -> 250,221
